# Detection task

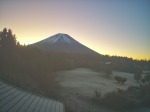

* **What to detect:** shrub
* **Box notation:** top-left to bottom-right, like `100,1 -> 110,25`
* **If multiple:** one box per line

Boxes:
94,89 -> 101,98
101,91 -> 138,110
144,74 -> 150,83
115,75 -> 127,84
134,66 -> 142,82
140,83 -> 150,106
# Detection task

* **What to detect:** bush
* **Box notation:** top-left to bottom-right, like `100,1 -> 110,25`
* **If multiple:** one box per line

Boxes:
115,75 -> 127,84
100,91 -> 138,110
140,83 -> 150,106
134,66 -> 142,82
144,74 -> 150,83
94,89 -> 101,98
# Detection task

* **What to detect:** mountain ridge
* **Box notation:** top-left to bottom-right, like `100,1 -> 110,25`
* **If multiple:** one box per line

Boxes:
32,33 -> 100,55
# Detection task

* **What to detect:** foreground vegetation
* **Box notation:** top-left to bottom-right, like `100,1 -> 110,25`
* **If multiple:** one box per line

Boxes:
0,28 -> 150,110
0,28 -> 72,98
93,73 -> 150,111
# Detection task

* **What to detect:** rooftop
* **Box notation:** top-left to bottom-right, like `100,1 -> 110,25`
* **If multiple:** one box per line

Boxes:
0,80 -> 64,112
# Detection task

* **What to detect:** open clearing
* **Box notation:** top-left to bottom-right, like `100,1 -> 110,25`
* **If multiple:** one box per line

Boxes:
57,68 -> 138,98
57,68 -> 145,112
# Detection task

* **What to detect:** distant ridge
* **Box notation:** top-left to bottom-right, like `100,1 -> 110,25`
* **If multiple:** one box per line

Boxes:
33,33 -> 100,55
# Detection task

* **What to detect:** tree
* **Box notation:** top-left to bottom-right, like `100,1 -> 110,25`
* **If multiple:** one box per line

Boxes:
0,28 -> 7,49
115,76 -> 127,84
7,29 -> 16,48
142,74 -> 150,84
104,62 -> 113,78
0,28 -> 16,51
134,66 -> 142,82
120,77 -> 127,84
94,89 -> 101,98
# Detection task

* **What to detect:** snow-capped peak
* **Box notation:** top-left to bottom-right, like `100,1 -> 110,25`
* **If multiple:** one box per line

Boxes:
33,33 -> 99,54
40,33 -> 75,44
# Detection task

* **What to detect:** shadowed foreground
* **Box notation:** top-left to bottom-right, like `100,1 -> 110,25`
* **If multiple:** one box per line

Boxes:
0,80 -> 64,112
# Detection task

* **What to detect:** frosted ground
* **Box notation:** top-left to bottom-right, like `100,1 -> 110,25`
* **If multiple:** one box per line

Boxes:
57,68 -> 138,97
57,68 -> 149,112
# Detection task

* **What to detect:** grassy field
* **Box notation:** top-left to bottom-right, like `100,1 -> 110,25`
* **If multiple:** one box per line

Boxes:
57,68 -> 145,112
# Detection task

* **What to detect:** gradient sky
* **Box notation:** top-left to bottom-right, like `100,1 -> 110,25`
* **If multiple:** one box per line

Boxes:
0,0 -> 150,60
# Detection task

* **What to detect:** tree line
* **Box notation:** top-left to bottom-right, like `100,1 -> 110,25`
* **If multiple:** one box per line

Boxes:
0,28 -> 150,99
0,28 -> 72,98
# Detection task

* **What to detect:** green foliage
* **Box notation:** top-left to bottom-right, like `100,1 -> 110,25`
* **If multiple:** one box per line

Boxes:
115,75 -> 127,84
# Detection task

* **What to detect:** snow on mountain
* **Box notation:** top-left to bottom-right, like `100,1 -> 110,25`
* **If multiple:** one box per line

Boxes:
38,33 -> 76,44
33,33 -> 99,54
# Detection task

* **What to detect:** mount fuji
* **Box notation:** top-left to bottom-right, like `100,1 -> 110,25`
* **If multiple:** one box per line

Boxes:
33,33 -> 99,54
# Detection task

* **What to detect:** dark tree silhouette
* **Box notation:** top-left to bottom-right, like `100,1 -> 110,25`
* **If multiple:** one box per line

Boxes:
0,28 -> 16,52
115,75 -> 127,84
134,66 -> 142,82
7,29 -> 16,48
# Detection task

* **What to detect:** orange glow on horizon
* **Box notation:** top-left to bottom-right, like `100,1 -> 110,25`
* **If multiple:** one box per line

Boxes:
15,32 -> 150,60
0,0 -> 150,60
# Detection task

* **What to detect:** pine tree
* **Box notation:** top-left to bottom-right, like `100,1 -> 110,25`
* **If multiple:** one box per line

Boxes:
7,29 -> 16,48
0,28 -> 7,49
0,28 -> 16,51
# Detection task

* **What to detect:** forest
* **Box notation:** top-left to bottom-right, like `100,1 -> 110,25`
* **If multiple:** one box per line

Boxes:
0,28 -> 72,98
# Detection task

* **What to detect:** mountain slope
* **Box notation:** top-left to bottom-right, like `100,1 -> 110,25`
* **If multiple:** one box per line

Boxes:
33,33 -> 100,54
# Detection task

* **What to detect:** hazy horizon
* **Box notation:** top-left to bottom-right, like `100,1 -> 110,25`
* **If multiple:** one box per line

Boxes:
0,0 -> 150,60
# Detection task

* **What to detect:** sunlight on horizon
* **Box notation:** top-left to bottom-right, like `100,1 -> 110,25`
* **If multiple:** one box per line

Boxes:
16,33 -> 150,60
0,0 -> 150,60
